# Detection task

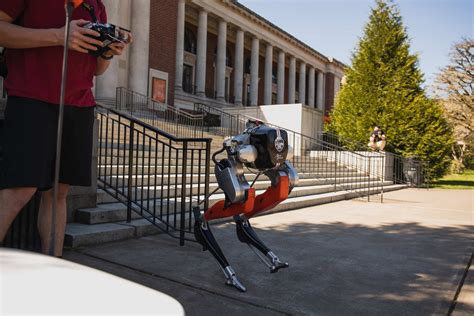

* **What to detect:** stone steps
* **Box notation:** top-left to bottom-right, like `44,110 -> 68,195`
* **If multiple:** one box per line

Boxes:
76,179 -> 392,225
101,174 -> 381,189
97,177 -> 386,200
65,184 -> 406,248
63,105 -> 400,249
97,164 -> 355,177
98,170 -> 367,187
98,154 -> 335,167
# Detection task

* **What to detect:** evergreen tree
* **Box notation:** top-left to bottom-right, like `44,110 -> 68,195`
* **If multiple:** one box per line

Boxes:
328,0 -> 453,177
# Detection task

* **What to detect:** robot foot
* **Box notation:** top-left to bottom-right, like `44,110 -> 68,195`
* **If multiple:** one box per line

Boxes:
224,266 -> 247,292
267,251 -> 290,273
235,215 -> 289,273
193,207 -> 247,292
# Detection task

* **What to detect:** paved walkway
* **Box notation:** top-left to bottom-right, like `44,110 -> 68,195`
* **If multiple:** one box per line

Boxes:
64,189 -> 473,315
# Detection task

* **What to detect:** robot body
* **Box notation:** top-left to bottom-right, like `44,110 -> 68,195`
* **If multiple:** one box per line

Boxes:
194,120 -> 299,291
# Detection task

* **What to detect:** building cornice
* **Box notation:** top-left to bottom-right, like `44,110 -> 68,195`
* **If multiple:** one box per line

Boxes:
190,0 -> 345,73
226,0 -> 347,72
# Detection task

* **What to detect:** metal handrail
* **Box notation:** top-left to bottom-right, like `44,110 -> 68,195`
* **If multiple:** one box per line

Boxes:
195,103 -> 383,160
194,102 -> 386,201
229,109 -> 427,188
98,103 -> 208,142
236,113 -> 387,200
118,87 -> 204,120
97,102 -> 212,245
318,130 -> 430,187
115,87 -> 205,139
240,113 -> 384,159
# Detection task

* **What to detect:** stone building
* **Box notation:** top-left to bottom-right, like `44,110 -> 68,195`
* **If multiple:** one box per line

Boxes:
94,0 -> 345,120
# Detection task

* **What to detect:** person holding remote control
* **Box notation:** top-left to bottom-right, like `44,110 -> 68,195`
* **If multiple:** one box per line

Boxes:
0,0 -> 132,257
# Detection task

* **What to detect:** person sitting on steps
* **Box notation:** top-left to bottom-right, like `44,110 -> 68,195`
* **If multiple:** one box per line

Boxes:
368,125 -> 386,151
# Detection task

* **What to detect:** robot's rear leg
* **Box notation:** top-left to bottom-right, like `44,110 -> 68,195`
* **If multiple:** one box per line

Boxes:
234,215 -> 289,273
193,207 -> 246,292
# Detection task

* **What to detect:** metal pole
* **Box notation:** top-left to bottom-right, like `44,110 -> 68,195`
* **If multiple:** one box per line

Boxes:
381,156 -> 384,203
368,157 -> 371,202
50,2 -> 75,256
179,142 -> 188,246
127,122 -> 135,223
334,150 -> 337,192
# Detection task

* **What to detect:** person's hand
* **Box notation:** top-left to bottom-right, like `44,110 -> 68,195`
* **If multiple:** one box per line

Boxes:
103,42 -> 125,58
119,29 -> 133,45
101,31 -> 133,59
57,19 -> 104,53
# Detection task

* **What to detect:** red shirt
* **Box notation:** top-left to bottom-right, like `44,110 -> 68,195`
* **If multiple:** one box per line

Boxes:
0,0 -> 107,107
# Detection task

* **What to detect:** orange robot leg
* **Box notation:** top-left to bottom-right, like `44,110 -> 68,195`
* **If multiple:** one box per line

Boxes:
204,188 -> 256,221
245,176 -> 289,219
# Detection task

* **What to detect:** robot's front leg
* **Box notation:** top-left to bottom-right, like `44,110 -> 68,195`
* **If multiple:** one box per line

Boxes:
235,214 -> 289,273
193,207 -> 246,292
235,161 -> 298,273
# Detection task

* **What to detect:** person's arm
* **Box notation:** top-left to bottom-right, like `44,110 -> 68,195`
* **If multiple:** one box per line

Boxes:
0,11 -> 103,53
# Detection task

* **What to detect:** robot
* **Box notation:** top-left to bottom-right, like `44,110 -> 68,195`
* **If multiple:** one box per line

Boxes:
193,120 -> 299,292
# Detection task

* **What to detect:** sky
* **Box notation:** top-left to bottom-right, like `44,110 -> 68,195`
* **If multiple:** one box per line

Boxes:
239,0 -> 473,90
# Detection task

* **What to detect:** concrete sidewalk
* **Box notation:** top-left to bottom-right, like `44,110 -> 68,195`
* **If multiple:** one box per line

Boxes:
64,189 -> 473,315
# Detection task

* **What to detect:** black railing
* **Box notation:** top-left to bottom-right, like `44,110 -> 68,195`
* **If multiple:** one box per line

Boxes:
115,87 -> 205,139
195,103 -> 245,137
194,103 -> 386,201
97,103 -> 212,245
316,131 -> 430,188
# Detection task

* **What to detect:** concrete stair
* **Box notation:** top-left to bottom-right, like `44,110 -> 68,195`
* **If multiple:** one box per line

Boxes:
65,164 -> 406,248
65,111 -> 407,248
66,182 -> 406,248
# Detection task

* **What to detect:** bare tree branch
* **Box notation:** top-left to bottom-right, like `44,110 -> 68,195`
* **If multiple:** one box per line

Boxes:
434,38 -> 474,168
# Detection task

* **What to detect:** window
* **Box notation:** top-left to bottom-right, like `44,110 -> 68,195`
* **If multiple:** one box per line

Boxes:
272,66 -> 277,84
244,58 -> 251,74
245,83 -> 251,106
184,28 -> 196,54
225,77 -> 229,102
182,64 -> 194,94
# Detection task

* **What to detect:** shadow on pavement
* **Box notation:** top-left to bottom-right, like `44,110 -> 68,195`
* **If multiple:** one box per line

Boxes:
65,220 -> 474,316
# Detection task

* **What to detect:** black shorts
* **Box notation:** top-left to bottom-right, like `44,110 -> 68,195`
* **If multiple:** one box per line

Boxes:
0,96 -> 95,191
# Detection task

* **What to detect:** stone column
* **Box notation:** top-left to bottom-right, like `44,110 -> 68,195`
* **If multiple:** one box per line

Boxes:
334,76 -> 341,96
308,67 -> 315,107
288,56 -> 296,103
277,50 -> 285,104
128,0 -> 150,96
96,0 -> 120,99
250,37 -> 259,106
264,44 -> 273,105
195,9 -> 208,97
216,20 -> 227,102
317,71 -> 324,110
174,0 -> 185,91
299,62 -> 306,105
233,29 -> 244,106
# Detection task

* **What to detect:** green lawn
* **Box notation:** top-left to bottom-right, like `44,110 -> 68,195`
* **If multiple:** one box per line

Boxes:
431,169 -> 474,189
